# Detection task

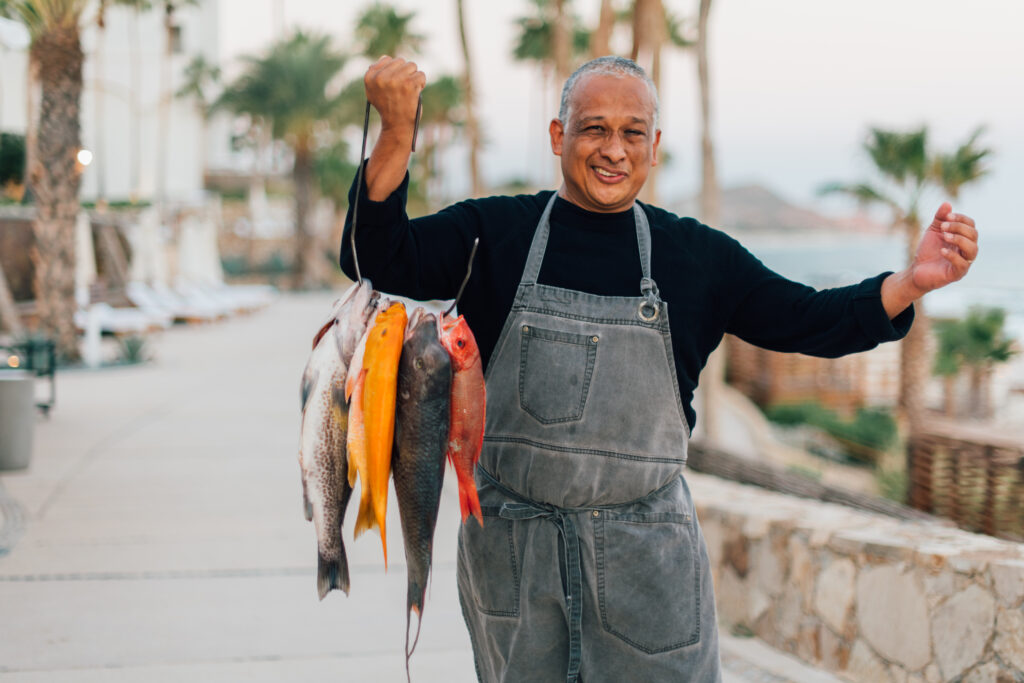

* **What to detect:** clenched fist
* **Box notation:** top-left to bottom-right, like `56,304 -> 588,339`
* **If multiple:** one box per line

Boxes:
365,56 -> 426,141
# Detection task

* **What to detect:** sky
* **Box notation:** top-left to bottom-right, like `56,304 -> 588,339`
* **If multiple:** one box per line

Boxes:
218,0 -> 1024,235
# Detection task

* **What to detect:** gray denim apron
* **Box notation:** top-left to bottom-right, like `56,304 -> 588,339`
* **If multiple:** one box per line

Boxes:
456,195 -> 721,683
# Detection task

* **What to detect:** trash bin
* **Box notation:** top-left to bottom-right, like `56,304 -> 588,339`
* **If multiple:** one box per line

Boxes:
0,370 -> 34,470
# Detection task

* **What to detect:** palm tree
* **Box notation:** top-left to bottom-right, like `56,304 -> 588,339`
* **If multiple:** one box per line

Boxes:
589,0 -> 615,58
455,0 -> 483,197
821,126 -> 990,430
417,75 -> 465,209
934,308 -> 1016,419
217,31 -> 346,290
356,2 -> 423,58
10,0 -> 88,362
175,53 -> 220,189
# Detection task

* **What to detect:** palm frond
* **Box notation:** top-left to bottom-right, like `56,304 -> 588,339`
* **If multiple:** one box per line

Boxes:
930,125 -> 992,199
864,126 -> 928,186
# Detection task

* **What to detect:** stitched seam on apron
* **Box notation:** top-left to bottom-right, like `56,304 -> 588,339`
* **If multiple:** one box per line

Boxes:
512,305 -> 669,330
483,435 -> 684,465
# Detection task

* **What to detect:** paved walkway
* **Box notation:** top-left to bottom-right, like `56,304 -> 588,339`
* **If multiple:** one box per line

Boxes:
0,292 -> 839,682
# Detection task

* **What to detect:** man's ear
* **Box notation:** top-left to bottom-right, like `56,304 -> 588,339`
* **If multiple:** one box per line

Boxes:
549,119 -> 565,156
651,129 -> 662,167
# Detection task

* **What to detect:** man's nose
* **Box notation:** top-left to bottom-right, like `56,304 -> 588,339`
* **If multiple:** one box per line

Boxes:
599,133 -> 627,163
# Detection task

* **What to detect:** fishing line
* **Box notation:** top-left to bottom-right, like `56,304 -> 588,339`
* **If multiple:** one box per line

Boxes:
445,237 -> 480,317
350,93 -> 423,286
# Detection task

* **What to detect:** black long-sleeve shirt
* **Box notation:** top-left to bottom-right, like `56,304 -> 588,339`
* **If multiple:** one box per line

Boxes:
340,172 -> 913,431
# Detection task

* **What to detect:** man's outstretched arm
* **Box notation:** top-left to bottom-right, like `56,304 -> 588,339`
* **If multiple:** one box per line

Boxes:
880,202 -> 979,318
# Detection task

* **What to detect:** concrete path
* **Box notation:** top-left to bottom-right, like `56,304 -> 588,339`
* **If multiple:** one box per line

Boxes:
0,292 -> 839,682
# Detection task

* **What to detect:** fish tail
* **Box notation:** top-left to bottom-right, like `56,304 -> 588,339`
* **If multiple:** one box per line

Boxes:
316,550 -> 349,600
457,469 -> 483,526
405,603 -> 423,683
353,489 -> 377,538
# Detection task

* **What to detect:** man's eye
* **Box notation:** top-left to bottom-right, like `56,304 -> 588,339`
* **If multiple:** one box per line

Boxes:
626,130 -> 645,137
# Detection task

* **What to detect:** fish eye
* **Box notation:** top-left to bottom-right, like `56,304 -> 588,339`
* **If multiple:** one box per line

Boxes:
457,339 -> 465,348
415,358 -> 424,370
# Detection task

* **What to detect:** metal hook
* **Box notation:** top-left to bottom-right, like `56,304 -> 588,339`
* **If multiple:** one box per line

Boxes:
350,94 -> 423,286
445,237 -> 480,317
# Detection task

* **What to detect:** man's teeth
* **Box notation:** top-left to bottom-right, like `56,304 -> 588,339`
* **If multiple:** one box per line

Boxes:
595,168 -> 620,177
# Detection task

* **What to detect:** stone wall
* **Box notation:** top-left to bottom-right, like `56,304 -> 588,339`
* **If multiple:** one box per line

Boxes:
688,472 -> 1024,681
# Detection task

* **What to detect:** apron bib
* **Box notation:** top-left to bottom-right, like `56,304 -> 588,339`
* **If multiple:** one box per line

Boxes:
457,195 -> 721,682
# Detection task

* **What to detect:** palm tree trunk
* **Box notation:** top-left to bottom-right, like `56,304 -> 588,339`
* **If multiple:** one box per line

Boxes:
695,0 -> 725,444
942,374 -> 956,417
631,0 -> 665,204
455,0 -> 483,197
697,0 -> 719,226
590,0 -> 615,58
30,25 -> 85,362
900,219 -> 930,431
292,141 -> 314,290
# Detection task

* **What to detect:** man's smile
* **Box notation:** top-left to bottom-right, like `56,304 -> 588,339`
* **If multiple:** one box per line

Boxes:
592,166 -> 627,182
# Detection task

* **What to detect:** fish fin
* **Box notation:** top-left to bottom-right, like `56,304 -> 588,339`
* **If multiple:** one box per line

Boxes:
300,365 -> 319,413
311,318 -> 335,351
380,517 -> 388,571
353,490 -> 377,539
346,370 -> 368,488
457,470 -> 484,526
301,476 -> 313,522
405,603 -> 423,683
317,550 -> 349,600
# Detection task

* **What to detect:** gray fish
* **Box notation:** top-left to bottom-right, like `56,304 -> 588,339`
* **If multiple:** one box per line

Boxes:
392,307 -> 452,676
299,280 -> 377,599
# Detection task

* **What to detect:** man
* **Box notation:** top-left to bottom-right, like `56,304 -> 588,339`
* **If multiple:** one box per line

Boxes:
341,56 -> 978,683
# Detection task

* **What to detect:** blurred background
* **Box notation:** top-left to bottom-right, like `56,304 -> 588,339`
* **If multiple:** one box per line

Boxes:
1,2 -> 1022,681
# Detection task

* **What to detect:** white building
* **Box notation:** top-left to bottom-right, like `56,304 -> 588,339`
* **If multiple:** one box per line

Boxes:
0,0 -> 233,205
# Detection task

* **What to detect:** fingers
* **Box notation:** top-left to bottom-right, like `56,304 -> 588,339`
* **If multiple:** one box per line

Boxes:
931,202 -> 954,225
940,246 -> 972,277
940,230 -> 979,262
940,215 -> 979,244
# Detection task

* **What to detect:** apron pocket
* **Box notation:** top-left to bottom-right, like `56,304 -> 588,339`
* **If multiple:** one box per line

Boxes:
594,511 -> 700,653
519,326 -> 598,424
460,512 -> 521,617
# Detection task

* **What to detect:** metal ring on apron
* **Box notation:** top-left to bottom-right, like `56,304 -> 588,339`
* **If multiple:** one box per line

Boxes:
638,300 -> 660,321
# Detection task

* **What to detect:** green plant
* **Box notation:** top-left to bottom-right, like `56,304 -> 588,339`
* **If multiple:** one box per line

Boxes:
766,401 -> 898,463
875,467 -> 908,504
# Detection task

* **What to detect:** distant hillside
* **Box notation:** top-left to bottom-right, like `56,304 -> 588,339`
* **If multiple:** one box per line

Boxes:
671,184 -> 887,234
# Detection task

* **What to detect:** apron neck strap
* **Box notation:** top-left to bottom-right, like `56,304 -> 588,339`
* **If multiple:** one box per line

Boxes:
519,193 -> 656,295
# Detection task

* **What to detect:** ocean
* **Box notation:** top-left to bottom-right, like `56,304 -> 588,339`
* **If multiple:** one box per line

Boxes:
739,231 -> 1024,342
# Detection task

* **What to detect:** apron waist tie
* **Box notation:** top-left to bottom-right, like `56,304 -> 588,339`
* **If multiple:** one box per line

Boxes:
479,468 -> 584,683
499,501 -> 583,683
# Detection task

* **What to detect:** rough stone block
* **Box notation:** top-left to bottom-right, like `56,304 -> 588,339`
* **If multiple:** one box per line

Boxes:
923,664 -> 941,683
754,534 -> 786,596
961,660 -> 1010,683
819,625 -> 850,672
857,565 -> 931,671
889,664 -> 909,683
931,583 -> 995,681
846,640 -> 892,683
990,559 -> 1024,607
814,556 -> 856,635
993,606 -> 1024,673
716,565 -> 748,627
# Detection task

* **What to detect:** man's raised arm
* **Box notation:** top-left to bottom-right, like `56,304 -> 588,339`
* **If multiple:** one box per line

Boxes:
362,56 -> 426,201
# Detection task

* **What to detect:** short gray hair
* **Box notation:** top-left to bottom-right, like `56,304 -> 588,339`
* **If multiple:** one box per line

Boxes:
558,56 -> 660,129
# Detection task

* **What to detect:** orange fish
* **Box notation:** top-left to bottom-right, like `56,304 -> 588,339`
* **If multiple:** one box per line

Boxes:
351,299 -> 407,567
439,312 -> 485,525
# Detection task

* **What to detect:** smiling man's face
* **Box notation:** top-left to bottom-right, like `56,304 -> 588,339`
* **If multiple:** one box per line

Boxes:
549,72 -> 661,213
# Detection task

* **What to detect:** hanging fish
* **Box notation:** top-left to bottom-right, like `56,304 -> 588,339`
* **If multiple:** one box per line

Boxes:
298,281 -> 377,599
392,308 -> 452,676
350,298 -> 407,567
439,311 -> 486,525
